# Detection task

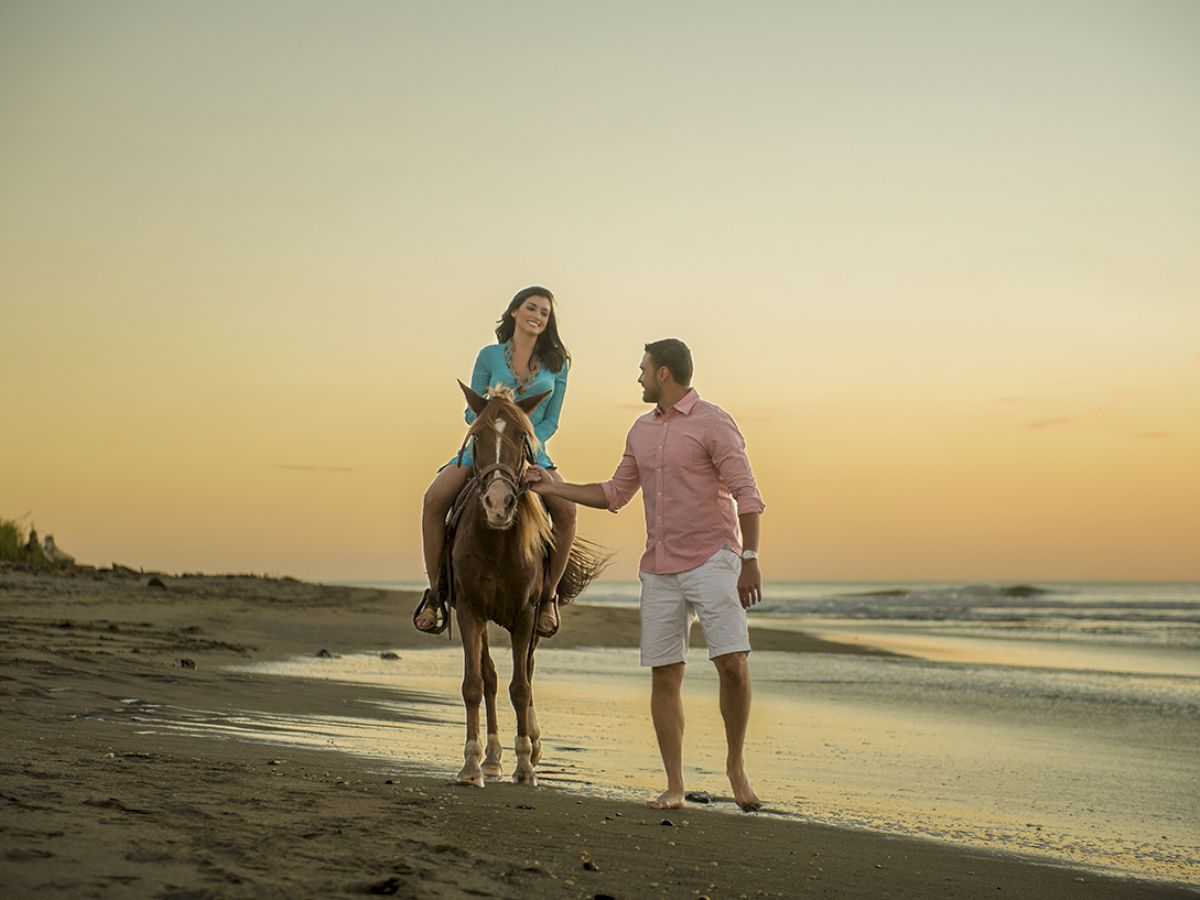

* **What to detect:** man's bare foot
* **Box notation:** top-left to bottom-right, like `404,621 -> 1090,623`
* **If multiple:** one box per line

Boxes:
646,789 -> 687,810
414,607 -> 438,631
728,768 -> 762,812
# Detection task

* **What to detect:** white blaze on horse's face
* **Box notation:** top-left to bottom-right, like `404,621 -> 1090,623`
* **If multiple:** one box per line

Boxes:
480,417 -> 520,528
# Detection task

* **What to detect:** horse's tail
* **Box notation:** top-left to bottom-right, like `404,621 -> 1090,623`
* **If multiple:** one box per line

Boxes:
556,536 -> 613,605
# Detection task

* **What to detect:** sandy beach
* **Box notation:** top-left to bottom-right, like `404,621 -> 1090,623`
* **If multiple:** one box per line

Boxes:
2,565 -> 1195,899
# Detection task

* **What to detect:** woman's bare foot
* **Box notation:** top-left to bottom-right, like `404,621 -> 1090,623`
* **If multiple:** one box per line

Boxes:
646,789 -> 687,810
413,588 -> 444,634
535,595 -> 559,638
728,768 -> 762,812
414,607 -> 438,631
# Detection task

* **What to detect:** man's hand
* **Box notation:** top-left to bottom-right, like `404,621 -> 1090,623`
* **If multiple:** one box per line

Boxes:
523,466 -> 555,495
737,559 -> 762,609
523,472 -> 610,509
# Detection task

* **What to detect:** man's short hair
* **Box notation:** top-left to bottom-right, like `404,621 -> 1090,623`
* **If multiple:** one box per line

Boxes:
644,338 -> 693,386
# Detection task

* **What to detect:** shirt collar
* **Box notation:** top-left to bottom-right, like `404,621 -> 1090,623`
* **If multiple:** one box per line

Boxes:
654,388 -> 700,418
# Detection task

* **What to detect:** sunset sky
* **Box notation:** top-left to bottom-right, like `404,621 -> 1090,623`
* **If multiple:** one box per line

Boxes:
3,2 -> 1198,582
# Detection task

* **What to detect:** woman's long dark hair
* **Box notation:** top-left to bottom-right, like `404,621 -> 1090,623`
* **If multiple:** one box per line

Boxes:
494,285 -> 570,374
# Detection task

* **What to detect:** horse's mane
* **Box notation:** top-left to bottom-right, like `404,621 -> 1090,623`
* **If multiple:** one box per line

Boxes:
467,386 -> 551,564
465,386 -> 543,453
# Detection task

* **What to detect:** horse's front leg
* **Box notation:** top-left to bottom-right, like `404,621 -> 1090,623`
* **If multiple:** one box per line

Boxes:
456,611 -> 486,788
509,604 -> 538,785
480,629 -> 503,780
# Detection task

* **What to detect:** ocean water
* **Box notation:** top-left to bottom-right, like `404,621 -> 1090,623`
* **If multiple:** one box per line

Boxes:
354,579 -> 1200,652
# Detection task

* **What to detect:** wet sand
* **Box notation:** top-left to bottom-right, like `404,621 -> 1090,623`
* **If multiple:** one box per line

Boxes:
219,643 -> 1199,882
1,565 -> 1194,898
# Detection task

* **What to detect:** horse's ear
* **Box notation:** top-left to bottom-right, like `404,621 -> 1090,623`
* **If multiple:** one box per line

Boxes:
459,380 -> 487,415
517,390 -> 551,415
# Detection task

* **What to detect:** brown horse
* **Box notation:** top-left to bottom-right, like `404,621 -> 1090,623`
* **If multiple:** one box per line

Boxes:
450,381 -> 607,787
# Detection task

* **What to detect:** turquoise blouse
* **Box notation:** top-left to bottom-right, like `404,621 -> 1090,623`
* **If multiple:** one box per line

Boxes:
446,342 -> 569,470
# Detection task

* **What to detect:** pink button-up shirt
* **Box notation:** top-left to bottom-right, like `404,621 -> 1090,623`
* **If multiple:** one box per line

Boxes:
601,389 -> 765,575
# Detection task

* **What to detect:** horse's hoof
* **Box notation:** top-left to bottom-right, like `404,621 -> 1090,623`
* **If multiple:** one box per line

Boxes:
481,762 -> 504,781
530,743 -> 543,767
512,771 -> 538,786
456,771 -> 485,788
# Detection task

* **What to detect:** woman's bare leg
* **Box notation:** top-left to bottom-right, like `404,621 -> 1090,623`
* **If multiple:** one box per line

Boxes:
416,464 -> 470,630
538,469 -> 577,634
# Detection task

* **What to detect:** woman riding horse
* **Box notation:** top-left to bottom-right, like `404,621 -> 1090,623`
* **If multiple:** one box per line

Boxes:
414,286 -> 576,637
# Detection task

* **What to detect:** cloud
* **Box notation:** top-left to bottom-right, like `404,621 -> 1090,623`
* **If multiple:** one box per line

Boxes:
1027,416 -> 1074,430
1026,406 -> 1111,431
1106,386 -> 1159,398
269,464 -> 356,473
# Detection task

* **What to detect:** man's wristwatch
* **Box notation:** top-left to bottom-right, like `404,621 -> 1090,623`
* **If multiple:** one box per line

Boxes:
740,549 -> 759,561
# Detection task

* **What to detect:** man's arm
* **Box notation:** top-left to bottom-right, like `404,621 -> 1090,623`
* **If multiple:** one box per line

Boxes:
526,430 -> 642,512
737,512 -> 762,608
525,470 -> 609,509
702,409 -> 765,607
710,411 -> 765,518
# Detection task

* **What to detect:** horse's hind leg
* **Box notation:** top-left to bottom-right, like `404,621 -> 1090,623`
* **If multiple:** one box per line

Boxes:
480,630 -> 503,780
509,611 -> 538,785
456,612 -> 485,788
527,651 -> 542,767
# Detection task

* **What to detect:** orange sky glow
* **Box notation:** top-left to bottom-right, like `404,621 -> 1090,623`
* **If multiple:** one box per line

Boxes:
2,2 -> 1198,582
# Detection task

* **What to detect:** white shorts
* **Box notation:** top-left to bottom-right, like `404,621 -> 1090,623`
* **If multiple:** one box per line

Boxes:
639,546 -> 751,667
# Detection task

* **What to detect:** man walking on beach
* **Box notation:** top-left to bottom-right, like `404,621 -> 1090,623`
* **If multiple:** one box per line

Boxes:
526,339 -> 765,811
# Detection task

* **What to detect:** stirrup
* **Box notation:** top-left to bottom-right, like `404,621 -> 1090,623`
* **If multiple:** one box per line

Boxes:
535,594 -> 560,639
413,588 -> 449,635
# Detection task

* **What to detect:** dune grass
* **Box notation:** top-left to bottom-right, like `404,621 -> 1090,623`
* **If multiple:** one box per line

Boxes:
0,517 -> 45,564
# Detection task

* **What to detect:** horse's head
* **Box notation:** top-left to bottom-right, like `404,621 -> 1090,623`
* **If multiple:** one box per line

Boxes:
459,381 -> 550,530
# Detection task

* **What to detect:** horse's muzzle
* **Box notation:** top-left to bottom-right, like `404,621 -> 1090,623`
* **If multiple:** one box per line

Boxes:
481,483 -> 519,530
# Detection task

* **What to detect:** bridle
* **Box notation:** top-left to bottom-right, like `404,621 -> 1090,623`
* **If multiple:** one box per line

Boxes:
456,413 -> 538,500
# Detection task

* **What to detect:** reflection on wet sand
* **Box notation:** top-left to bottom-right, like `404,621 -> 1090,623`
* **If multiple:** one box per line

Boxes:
799,621 -> 1200,676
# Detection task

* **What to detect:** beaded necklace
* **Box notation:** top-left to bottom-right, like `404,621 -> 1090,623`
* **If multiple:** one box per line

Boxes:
503,340 -> 541,396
